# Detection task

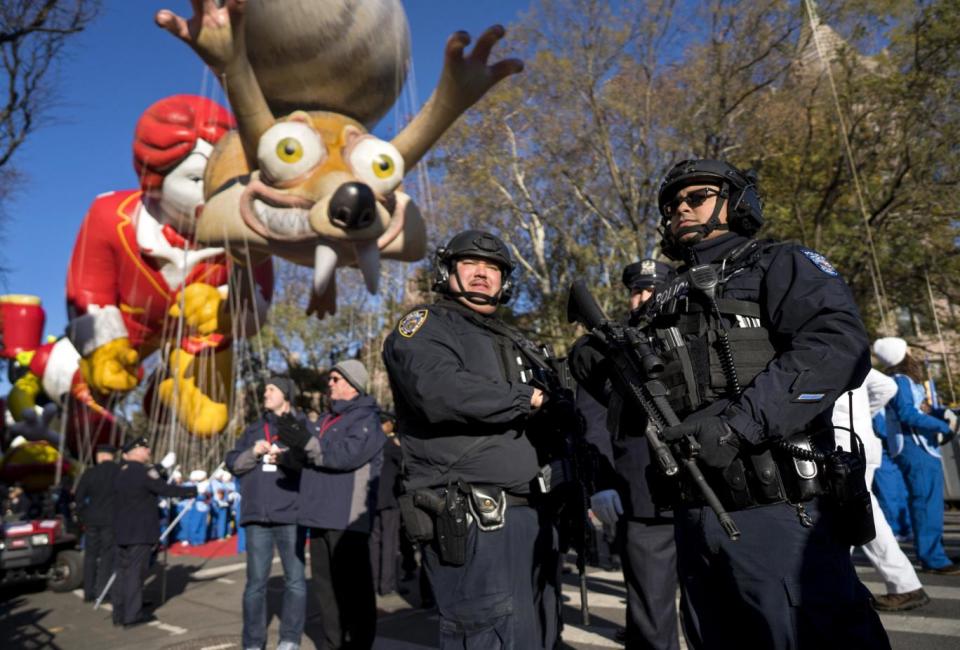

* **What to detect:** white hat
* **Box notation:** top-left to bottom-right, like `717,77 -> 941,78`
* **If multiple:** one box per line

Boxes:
189,469 -> 208,482
873,337 -> 907,368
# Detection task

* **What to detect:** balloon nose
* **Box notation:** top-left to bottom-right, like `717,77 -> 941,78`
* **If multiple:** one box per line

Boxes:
328,182 -> 377,230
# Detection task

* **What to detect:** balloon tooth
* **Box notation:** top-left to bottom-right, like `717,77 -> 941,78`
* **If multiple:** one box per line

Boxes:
313,244 -> 338,297
355,241 -> 381,294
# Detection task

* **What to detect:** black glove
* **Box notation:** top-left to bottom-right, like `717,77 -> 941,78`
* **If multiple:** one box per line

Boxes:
276,446 -> 307,472
662,416 -> 739,469
276,413 -> 311,449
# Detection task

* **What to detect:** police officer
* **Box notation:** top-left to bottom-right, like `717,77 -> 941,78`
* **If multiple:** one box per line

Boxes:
382,229 -> 560,649
574,259 -> 681,650
76,444 -> 120,603
576,160 -> 889,648
112,437 -> 196,628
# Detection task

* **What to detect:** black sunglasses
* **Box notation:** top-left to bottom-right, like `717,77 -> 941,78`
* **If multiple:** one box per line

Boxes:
663,188 -> 720,216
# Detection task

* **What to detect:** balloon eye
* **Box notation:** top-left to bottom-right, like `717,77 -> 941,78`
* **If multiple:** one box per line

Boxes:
372,154 -> 395,179
276,138 -> 303,163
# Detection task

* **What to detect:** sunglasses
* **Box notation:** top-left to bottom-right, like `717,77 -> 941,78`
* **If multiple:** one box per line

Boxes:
663,188 -> 720,216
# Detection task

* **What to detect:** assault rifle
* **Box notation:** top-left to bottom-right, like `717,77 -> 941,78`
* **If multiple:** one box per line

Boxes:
567,280 -> 741,541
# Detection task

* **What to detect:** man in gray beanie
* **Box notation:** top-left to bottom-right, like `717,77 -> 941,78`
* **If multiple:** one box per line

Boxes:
266,375 -> 298,403
330,360 -> 369,395
278,358 -> 383,648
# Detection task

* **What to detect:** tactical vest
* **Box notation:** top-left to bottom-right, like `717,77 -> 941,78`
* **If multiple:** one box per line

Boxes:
648,240 -> 779,418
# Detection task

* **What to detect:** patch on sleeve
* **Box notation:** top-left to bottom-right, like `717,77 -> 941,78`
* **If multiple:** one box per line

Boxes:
800,249 -> 839,277
398,309 -> 429,338
148,468 -> 160,479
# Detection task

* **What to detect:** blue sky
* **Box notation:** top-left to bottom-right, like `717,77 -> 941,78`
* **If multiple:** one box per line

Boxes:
0,0 -> 532,340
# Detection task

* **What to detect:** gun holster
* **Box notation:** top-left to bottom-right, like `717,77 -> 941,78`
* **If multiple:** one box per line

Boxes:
434,485 -> 470,566
467,484 -> 507,531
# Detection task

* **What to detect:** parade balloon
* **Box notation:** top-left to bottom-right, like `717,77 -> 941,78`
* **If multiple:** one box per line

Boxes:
62,95 -> 273,438
157,0 -> 523,317
243,0 -> 410,127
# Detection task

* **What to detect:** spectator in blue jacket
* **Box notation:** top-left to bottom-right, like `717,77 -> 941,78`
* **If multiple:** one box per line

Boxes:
226,376 -> 307,650
874,338 -> 960,575
276,359 -> 383,650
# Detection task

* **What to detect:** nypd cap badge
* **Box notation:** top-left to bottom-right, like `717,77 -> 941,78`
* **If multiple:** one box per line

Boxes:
800,249 -> 839,277
398,309 -> 429,338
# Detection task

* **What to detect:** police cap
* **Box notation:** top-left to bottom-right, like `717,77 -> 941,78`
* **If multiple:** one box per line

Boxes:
121,436 -> 150,453
622,259 -> 673,291
95,444 -> 117,455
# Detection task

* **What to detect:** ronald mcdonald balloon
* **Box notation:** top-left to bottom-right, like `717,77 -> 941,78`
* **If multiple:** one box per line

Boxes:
63,95 -> 274,437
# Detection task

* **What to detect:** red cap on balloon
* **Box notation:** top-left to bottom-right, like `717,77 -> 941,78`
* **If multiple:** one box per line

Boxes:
0,295 -> 45,359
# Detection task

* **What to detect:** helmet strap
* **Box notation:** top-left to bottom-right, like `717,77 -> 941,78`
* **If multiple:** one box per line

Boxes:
445,264 -> 502,306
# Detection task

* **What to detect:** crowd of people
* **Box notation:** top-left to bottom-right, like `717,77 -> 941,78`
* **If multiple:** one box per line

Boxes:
58,157 -> 960,650
163,468 -> 241,548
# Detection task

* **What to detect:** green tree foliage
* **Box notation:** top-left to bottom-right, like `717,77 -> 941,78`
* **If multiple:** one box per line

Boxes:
258,0 -> 960,407
429,0 -> 960,343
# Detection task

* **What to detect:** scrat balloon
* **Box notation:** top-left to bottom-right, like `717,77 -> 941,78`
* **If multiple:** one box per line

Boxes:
156,0 -> 523,317
65,95 -> 274,437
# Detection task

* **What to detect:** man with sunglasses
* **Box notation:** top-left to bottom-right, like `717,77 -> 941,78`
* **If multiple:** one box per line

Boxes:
274,359 -> 384,650
576,160 -> 889,648
382,229 -> 560,650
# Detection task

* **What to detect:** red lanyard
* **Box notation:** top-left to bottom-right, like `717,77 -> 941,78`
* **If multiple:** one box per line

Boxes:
317,414 -> 342,439
263,423 -> 275,444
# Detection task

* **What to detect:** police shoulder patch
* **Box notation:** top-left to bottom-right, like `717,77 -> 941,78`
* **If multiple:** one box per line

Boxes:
800,248 -> 839,277
148,468 -> 160,480
398,309 -> 429,338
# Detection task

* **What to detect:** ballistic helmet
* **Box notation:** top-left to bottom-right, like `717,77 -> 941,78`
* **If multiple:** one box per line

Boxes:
433,229 -> 515,305
657,159 -> 763,260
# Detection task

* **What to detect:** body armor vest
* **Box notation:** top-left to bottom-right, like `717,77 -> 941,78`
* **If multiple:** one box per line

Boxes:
648,240 -> 778,418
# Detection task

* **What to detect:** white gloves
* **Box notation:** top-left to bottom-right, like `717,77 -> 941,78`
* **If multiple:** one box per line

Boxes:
590,489 -> 623,527
160,452 -> 177,469
945,409 -> 959,433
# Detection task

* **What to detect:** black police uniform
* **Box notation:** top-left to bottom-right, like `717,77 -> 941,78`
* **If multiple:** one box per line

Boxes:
645,231 -> 889,649
573,259 -> 681,650
75,456 -> 120,601
112,459 -> 195,626
575,388 -> 680,650
382,296 -> 561,649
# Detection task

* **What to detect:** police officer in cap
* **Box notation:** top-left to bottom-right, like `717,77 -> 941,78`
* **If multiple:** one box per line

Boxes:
382,229 -> 560,649
577,160 -> 889,648
573,258 -> 681,650
76,443 -> 120,602
622,259 -> 673,323
112,436 -> 196,628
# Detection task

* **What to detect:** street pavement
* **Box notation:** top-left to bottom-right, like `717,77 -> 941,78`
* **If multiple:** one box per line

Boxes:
2,512 -> 960,649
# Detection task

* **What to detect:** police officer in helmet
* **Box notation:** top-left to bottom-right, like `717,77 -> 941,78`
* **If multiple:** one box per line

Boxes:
382,229 -> 560,649
588,160 -> 888,648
